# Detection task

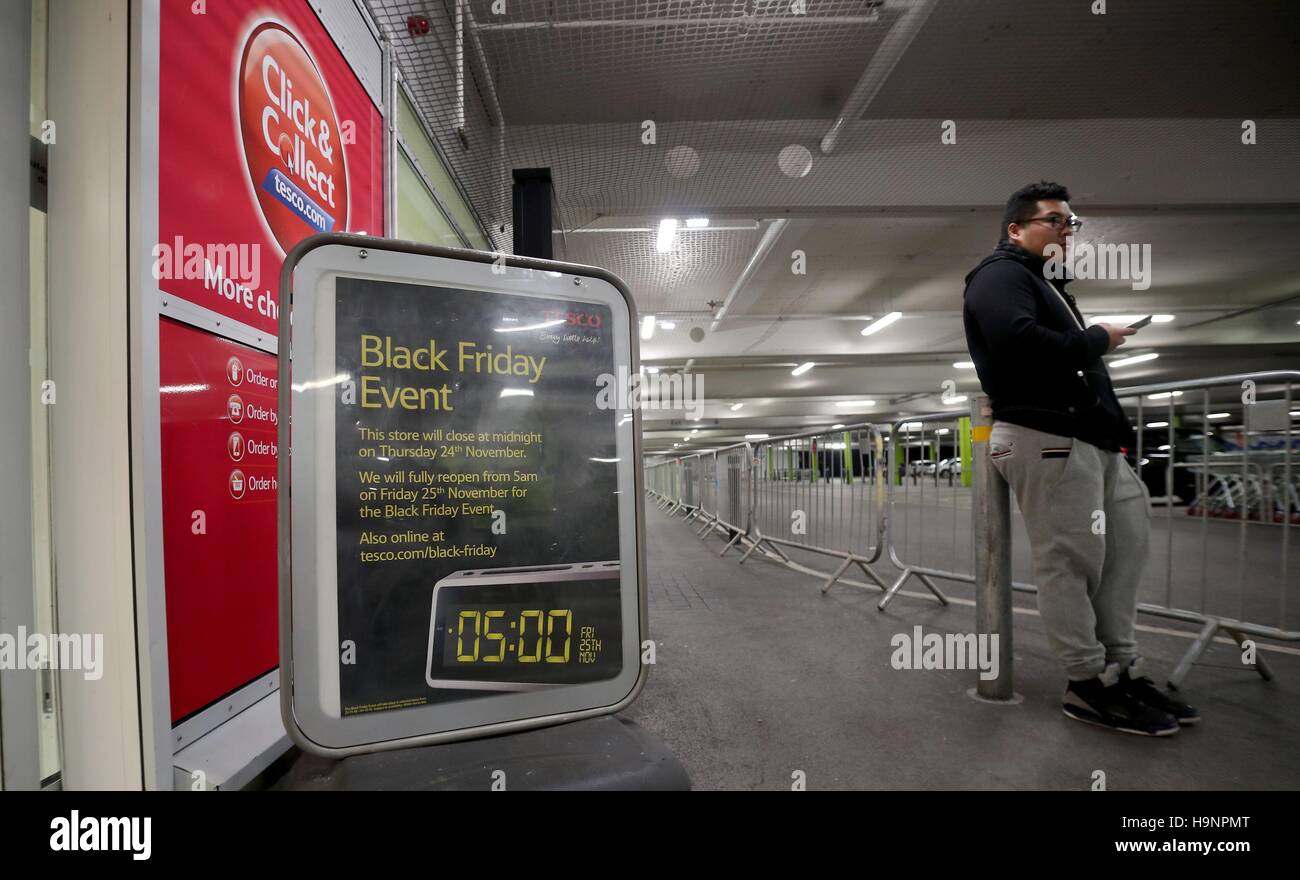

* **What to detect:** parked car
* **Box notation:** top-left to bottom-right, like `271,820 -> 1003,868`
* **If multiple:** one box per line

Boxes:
937,458 -> 963,479
907,459 -> 936,476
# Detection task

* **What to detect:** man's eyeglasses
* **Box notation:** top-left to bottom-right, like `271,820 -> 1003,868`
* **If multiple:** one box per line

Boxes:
1023,213 -> 1083,232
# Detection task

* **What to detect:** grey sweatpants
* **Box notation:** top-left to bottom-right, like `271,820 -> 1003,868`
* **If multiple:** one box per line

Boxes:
989,421 -> 1151,681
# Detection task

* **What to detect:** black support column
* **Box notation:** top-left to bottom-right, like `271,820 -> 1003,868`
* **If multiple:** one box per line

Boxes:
511,167 -> 553,259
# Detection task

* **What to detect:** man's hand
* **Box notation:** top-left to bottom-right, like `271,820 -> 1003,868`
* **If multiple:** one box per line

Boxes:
1098,323 -> 1136,353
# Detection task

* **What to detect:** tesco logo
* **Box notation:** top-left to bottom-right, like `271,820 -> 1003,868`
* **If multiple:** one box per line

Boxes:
238,22 -> 348,253
542,309 -> 604,329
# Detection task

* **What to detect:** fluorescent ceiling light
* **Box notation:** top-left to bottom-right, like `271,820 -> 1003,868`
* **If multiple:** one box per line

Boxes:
835,400 -> 875,408
1152,315 -> 1175,323
682,435 -> 691,441
641,315 -> 656,340
690,428 -> 699,434
901,422 -> 923,431
1146,391 -> 1183,400
685,217 -> 709,228
1146,421 -> 1169,428
499,388 -> 534,398
832,424 -> 845,429
1109,352 -> 1159,369
953,361 -> 975,369
658,321 -> 676,330
656,219 -> 677,252
944,395 -> 968,405
792,362 -> 814,376
644,365 -> 660,374
730,403 -> 744,411
589,457 -> 620,463
860,311 -> 902,336
745,434 -> 769,440
935,428 -> 950,435
1206,412 -> 1230,419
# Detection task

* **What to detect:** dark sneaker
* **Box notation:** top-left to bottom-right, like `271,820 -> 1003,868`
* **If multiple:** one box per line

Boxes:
1120,659 -> 1201,726
1063,665 -> 1180,736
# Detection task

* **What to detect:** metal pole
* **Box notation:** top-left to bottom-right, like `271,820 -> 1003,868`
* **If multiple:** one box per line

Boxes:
972,396 -> 1015,700
380,33 -> 396,237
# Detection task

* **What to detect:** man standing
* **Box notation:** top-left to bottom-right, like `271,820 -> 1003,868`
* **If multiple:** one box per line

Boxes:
962,181 -> 1199,736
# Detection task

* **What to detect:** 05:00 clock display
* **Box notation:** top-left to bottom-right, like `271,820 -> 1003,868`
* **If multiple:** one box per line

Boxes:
454,609 -> 573,664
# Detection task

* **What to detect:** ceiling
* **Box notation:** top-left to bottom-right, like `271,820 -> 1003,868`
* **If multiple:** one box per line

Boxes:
367,0 -> 1300,455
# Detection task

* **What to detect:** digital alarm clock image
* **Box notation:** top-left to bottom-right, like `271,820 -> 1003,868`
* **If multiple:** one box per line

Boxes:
424,561 -> 623,692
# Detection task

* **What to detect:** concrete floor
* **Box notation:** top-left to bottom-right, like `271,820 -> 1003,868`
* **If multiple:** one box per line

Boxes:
623,500 -> 1300,790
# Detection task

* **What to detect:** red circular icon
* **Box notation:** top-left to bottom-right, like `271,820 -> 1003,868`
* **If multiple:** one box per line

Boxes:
228,431 -> 245,462
227,356 -> 244,386
238,22 -> 349,254
228,394 -> 244,424
229,469 -> 247,500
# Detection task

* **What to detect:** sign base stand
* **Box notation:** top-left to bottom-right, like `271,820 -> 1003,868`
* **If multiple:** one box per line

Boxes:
270,716 -> 690,791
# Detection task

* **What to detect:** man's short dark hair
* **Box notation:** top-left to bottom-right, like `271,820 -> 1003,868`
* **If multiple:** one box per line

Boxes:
1000,181 -> 1071,241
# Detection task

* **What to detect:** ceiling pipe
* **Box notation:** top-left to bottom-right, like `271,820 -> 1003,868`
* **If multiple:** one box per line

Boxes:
709,219 -> 789,335
1177,290 -> 1300,330
455,0 -> 464,131
820,0 -> 940,155
683,218 -> 789,371
458,0 -> 504,128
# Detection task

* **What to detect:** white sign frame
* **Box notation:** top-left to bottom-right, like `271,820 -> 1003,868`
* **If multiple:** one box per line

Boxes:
278,233 -> 648,756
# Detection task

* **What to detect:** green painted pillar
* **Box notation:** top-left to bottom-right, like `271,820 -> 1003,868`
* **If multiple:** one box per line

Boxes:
959,416 -> 973,488
810,440 -> 819,481
766,445 -> 773,481
842,432 -> 852,484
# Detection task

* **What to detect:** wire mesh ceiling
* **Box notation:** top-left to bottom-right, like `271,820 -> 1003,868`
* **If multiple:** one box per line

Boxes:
366,0 -> 1300,318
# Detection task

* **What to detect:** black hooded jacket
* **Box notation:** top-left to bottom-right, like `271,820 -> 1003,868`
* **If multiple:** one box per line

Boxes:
962,242 -> 1133,452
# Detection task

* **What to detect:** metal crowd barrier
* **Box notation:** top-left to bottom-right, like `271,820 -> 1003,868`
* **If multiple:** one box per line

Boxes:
644,371 -> 1298,688
1116,371 -> 1298,685
646,456 -> 689,517
952,372 -> 1299,691
689,443 -> 752,547
647,423 -> 914,600
737,424 -> 890,593
877,411 -> 978,610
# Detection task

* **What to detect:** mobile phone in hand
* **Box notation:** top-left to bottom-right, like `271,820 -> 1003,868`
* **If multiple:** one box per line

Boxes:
1127,315 -> 1152,330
